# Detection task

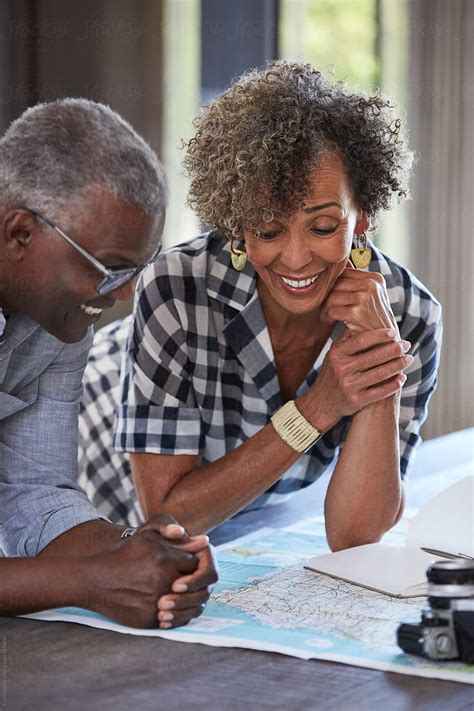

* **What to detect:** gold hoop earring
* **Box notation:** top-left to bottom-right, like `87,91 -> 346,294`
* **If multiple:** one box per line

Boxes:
351,232 -> 372,269
230,238 -> 247,271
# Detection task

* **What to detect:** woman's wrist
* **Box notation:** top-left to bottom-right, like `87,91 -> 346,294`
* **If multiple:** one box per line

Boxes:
355,390 -> 401,421
296,388 -> 340,435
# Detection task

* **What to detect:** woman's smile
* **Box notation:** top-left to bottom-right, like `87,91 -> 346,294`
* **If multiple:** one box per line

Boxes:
275,269 -> 327,295
260,257 -> 340,317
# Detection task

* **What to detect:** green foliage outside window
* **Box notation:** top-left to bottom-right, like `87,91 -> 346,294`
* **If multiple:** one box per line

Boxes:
280,0 -> 380,91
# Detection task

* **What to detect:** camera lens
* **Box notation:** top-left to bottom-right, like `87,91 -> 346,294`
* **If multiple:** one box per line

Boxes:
427,561 -> 474,606
427,561 -> 474,586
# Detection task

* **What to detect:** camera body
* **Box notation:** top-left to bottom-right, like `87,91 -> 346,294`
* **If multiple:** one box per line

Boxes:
397,560 -> 474,663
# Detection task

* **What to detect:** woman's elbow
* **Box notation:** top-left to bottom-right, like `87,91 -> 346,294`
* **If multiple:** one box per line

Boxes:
327,528 -> 382,552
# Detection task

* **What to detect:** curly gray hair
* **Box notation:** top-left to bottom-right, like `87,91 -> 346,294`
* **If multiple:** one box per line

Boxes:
185,60 -> 414,237
0,98 -> 167,226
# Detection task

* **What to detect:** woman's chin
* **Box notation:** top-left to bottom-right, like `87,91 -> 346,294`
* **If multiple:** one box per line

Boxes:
270,274 -> 331,316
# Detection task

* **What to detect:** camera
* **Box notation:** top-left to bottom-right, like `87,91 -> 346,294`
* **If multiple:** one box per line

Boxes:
397,560 -> 474,663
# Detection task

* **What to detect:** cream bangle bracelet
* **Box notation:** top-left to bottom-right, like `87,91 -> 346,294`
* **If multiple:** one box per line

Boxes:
271,400 -> 322,453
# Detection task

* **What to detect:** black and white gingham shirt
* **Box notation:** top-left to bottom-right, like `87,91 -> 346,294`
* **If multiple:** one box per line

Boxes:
78,233 -> 442,526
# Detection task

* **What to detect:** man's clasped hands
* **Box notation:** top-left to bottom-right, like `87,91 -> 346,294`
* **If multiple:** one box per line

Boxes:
77,514 -> 217,629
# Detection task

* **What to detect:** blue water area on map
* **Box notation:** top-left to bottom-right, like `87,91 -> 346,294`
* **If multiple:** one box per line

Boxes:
176,597 -> 399,663
49,602 -> 373,660
55,606 -> 109,622
218,560 -> 276,584
218,529 -> 329,566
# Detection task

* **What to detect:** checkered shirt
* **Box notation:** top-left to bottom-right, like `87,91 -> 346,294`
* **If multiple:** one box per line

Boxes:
78,232 -> 442,526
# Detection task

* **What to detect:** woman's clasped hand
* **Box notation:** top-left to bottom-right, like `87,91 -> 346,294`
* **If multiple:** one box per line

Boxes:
311,327 -> 413,432
315,263 -> 413,428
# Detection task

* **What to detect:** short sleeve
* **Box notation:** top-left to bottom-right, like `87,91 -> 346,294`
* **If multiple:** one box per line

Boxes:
114,257 -> 202,455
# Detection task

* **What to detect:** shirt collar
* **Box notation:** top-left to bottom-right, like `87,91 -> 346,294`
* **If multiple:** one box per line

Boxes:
0,309 -> 6,337
206,233 -> 258,313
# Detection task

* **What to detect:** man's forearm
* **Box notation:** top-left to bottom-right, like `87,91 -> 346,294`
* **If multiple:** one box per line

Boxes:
39,520 -> 126,557
0,558 -> 87,615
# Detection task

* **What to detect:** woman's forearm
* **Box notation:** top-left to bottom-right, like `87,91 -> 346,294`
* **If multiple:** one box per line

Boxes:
324,393 -> 404,551
0,557 -> 87,615
132,421 -> 304,534
131,380 -> 341,534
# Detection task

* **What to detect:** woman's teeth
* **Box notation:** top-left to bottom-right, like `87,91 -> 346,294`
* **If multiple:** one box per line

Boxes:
280,273 -> 322,289
80,304 -> 103,316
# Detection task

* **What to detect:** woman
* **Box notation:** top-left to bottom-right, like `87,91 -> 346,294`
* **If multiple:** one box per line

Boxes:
79,61 -> 441,551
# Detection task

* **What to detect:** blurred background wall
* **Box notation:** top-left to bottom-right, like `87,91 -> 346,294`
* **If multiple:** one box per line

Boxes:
0,0 -> 472,440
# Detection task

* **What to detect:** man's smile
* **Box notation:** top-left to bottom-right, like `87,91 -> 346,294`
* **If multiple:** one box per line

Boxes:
79,304 -> 104,316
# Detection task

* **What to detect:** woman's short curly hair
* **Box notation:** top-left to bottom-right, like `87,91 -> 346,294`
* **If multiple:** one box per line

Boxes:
184,60 -> 414,238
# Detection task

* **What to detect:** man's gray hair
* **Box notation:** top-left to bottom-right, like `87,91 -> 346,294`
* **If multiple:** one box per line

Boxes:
0,98 -> 167,224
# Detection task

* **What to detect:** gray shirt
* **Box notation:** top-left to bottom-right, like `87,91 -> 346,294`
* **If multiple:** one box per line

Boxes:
0,311 -> 105,557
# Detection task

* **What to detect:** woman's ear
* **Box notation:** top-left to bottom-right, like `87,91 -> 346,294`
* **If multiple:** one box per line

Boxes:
355,210 -> 370,235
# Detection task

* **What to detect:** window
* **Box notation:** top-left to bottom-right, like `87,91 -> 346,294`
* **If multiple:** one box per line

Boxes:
161,0 -> 201,249
161,0 -> 408,258
280,0 -> 380,90
279,0 -> 409,262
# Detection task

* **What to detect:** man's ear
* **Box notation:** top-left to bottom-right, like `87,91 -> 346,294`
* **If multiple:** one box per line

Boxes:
355,210 -> 370,235
1,209 -> 38,261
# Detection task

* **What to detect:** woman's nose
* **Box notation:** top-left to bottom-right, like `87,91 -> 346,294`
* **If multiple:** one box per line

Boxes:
280,234 -> 313,272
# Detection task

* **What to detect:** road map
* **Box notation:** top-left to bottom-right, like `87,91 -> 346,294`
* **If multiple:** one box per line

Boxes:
25,516 -> 473,684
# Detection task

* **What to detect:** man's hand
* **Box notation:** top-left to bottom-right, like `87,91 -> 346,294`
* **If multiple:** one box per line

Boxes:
137,512 -> 210,553
156,545 -> 218,628
137,513 -> 219,628
79,529 -> 198,629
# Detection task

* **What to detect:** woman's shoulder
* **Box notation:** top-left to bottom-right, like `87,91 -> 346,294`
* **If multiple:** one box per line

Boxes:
152,231 -> 226,275
138,231 -> 228,302
370,243 -> 442,323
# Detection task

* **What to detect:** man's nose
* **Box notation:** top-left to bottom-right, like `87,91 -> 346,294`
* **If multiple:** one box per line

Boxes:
280,233 -> 313,272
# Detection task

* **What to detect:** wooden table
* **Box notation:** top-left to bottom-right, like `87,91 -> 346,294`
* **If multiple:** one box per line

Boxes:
1,615 -> 471,711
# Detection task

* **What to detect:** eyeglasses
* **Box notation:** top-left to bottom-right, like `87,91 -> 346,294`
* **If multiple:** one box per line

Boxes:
27,208 -> 162,295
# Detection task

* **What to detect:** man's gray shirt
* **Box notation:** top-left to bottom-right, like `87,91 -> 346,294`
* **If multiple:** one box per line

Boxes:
0,312 -> 105,557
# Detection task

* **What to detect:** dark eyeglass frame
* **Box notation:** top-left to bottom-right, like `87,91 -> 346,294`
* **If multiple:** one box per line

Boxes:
26,208 -> 162,295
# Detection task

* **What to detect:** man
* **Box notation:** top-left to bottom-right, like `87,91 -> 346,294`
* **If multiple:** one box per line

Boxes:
0,99 -> 217,629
